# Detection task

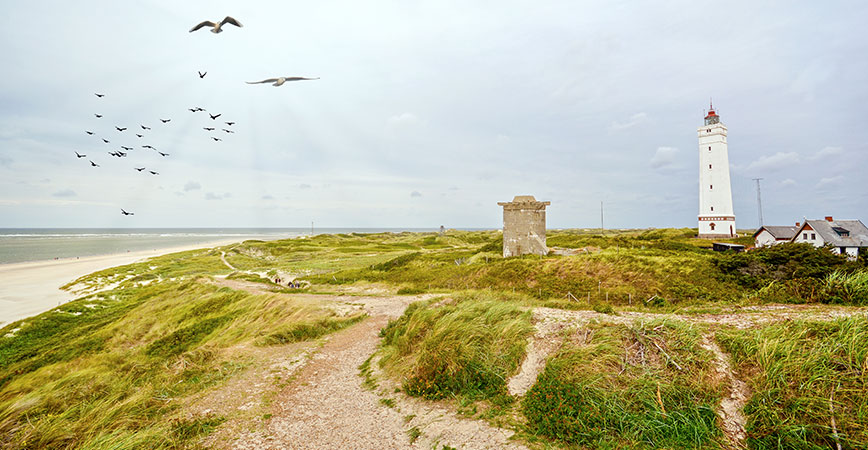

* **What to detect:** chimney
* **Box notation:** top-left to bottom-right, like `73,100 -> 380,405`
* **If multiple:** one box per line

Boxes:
795,222 -> 800,227
825,216 -> 834,222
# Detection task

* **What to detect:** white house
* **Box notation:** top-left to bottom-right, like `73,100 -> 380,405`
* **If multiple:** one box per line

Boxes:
791,217 -> 868,260
753,225 -> 799,247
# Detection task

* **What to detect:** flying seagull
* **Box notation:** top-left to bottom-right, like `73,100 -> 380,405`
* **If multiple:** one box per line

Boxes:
95,114 -> 103,118
189,16 -> 243,33
75,151 -> 86,158
142,145 -> 155,149
157,151 -> 169,157
121,208 -> 134,216
120,146 -> 132,151
102,138 -> 110,144
209,113 -> 221,120
134,167 -> 146,172
160,118 -> 171,123
115,126 -> 127,132
246,76 -> 319,86
141,125 -> 151,130
136,134 -> 143,138
212,137 -> 222,142
203,127 -> 215,131
149,170 -> 159,175
95,93 -> 105,98
85,130 -> 94,135
225,121 -> 235,126
89,160 -> 99,167
188,108 -> 198,113
198,71 -> 207,78
222,129 -> 234,133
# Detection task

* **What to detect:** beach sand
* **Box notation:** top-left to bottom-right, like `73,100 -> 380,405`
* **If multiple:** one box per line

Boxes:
0,239 -> 241,327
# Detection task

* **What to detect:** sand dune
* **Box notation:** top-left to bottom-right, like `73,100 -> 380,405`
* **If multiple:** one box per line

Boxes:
0,240 -> 239,327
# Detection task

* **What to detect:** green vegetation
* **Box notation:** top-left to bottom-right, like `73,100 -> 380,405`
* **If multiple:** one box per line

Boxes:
378,291 -> 532,401
522,320 -> 723,449
718,317 -> 868,449
0,273 -> 364,449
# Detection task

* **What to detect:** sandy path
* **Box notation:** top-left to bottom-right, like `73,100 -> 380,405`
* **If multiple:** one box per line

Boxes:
0,239 -> 239,326
224,291 -> 526,450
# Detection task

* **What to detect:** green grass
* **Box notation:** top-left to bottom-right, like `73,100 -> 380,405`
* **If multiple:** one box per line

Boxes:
522,320 -> 723,449
0,275 -> 366,449
378,291 -> 532,401
717,317 -> 868,449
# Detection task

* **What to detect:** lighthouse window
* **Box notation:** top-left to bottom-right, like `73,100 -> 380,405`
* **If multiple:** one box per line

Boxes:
711,206 -> 714,211
709,164 -> 712,169
708,146 -> 712,151
710,185 -> 713,189
710,223 -> 716,231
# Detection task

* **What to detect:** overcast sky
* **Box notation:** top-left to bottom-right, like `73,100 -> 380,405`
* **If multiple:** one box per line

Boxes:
1,1 -> 866,229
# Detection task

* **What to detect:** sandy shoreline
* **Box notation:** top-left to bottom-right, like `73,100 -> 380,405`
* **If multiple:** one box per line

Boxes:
0,239 -> 241,328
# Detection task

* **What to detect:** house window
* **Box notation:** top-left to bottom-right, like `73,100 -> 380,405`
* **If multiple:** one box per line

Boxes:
811,233 -> 816,240
803,233 -> 808,239
707,129 -> 711,133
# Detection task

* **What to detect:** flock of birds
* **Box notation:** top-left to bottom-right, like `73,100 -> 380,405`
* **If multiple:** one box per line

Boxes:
76,16 -> 319,217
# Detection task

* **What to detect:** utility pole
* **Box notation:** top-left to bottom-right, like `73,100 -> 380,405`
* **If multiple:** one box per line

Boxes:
600,201 -> 604,235
752,178 -> 764,228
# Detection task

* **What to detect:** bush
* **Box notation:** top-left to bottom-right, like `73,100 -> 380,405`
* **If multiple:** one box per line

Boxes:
820,270 -> 868,305
714,243 -> 849,289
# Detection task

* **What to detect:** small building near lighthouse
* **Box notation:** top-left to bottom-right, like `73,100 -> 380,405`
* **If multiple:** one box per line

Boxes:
698,103 -> 737,238
498,195 -> 550,257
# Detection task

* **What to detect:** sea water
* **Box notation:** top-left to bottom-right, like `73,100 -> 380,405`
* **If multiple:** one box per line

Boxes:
0,228 -> 435,264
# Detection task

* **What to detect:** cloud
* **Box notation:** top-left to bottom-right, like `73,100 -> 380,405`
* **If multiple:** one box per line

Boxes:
387,112 -> 420,127
299,183 -> 311,189
0,156 -> 11,167
609,112 -> 648,132
410,191 -> 422,198
780,178 -> 797,187
650,147 -> 679,170
205,192 -> 231,200
262,194 -> 274,200
184,181 -> 201,192
744,152 -> 801,172
52,189 -> 76,197
815,175 -> 844,189
809,146 -> 843,160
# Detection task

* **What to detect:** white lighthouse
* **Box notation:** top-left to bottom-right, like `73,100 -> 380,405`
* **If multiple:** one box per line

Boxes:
698,103 -> 736,238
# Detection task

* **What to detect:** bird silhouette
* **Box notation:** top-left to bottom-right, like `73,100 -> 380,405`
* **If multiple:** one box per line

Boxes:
115,126 -> 127,132
141,125 -> 151,130
89,160 -> 99,167
198,71 -> 207,78
212,137 -> 222,142
225,121 -> 235,126
118,151 -> 127,157
203,127 -> 215,131
142,145 -> 155,149
95,93 -> 105,98
134,167 -> 146,172
193,107 -> 205,112
160,119 -> 171,123
95,114 -> 103,118
136,134 -> 143,138
209,113 -> 221,120
157,151 -> 169,157
85,131 -> 94,135
75,151 -> 86,158
188,108 -> 198,113
121,208 -> 134,216
102,138 -> 110,144
120,146 -> 132,151
149,170 -> 159,175
189,16 -> 242,33
246,76 -> 319,86
222,129 -> 234,133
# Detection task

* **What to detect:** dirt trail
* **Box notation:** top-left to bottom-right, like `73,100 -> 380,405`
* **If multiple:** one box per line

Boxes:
701,336 -> 749,449
223,291 -> 523,449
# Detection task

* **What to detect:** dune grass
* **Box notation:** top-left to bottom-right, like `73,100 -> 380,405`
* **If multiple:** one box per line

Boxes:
717,317 -> 868,449
521,319 -> 723,449
378,291 -> 532,402
0,276 -> 365,449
